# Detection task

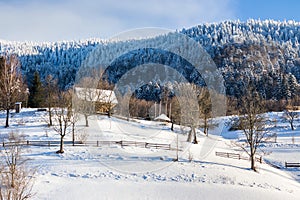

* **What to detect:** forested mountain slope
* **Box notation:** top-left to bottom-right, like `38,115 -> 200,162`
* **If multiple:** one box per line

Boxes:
0,19 -> 299,100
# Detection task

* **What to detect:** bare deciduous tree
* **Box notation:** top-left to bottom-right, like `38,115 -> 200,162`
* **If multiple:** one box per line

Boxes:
233,86 -> 270,171
44,75 -> 58,127
283,101 -> 299,144
115,88 -> 132,120
283,109 -> 298,131
73,77 -> 97,127
175,83 -> 200,144
283,96 -> 299,131
0,55 -> 24,128
0,132 -> 35,200
52,89 -> 73,153
70,107 -> 79,146
76,130 -> 89,144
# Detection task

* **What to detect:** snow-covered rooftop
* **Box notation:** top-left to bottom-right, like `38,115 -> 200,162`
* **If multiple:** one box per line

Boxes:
154,114 -> 171,122
74,87 -> 118,104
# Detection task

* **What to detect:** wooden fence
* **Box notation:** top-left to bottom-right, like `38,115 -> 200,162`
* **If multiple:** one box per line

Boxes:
215,151 -> 262,163
1,140 -> 171,150
285,162 -> 300,168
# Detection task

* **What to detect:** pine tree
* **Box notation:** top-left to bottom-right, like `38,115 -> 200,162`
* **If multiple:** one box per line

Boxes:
28,71 -> 44,108
287,74 -> 298,98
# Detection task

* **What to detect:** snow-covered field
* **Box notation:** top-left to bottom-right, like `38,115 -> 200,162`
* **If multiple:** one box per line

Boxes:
0,108 -> 299,200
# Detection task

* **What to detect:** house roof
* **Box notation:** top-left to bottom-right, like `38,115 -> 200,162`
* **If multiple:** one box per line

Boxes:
74,87 -> 118,104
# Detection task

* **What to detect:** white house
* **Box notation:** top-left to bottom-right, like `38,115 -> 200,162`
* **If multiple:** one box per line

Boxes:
74,87 -> 118,114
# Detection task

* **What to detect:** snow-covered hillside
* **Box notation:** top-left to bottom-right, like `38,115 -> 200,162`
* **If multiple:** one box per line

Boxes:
0,109 -> 299,199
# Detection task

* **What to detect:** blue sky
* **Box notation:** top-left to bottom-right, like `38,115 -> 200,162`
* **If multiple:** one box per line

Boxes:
236,0 -> 300,22
0,0 -> 299,42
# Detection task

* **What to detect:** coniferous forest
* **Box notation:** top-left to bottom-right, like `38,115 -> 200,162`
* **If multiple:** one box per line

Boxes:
0,20 -> 299,112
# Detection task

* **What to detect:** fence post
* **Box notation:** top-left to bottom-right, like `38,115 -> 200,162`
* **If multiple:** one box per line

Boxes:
97,141 -> 99,147
238,154 -> 240,160
27,140 -> 29,145
48,141 -> 50,147
227,153 -> 229,158
260,156 -> 262,164
2,142 -> 4,147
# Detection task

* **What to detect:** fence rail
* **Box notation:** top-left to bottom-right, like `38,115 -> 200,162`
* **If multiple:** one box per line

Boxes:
1,140 -> 171,151
215,151 -> 262,163
285,162 -> 300,168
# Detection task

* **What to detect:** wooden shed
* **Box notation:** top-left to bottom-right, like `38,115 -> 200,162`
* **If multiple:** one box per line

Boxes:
15,102 -> 22,113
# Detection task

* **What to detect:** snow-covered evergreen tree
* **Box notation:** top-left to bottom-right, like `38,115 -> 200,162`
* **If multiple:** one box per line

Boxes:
0,20 -> 299,101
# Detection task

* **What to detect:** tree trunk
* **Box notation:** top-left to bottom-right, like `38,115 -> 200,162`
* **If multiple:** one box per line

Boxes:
290,121 -> 294,131
57,136 -> 64,154
48,107 -> 52,126
159,101 -> 161,115
192,127 -> 198,144
250,145 -> 256,171
203,118 -> 207,135
187,129 -> 192,142
5,108 -> 10,128
11,170 -> 15,188
85,114 -> 89,127
204,117 -> 209,136
250,153 -> 256,171
72,123 -> 75,146
108,108 -> 111,118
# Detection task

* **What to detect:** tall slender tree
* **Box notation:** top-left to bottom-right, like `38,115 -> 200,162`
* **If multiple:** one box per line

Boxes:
52,89 -> 73,153
44,75 -> 58,126
0,55 -> 24,128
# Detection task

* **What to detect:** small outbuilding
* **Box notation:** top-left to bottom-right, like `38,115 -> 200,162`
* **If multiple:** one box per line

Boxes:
15,102 -> 22,113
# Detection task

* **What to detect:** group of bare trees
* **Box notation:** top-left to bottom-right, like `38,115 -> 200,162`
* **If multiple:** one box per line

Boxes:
169,82 -> 299,171
0,133 -> 35,200
53,69 -> 118,153
160,83 -> 215,144
230,85 -> 300,171
0,54 -> 78,154
0,55 -> 117,154
0,55 -> 35,200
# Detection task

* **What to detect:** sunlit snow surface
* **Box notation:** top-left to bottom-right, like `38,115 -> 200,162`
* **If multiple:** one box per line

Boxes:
0,109 -> 299,200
